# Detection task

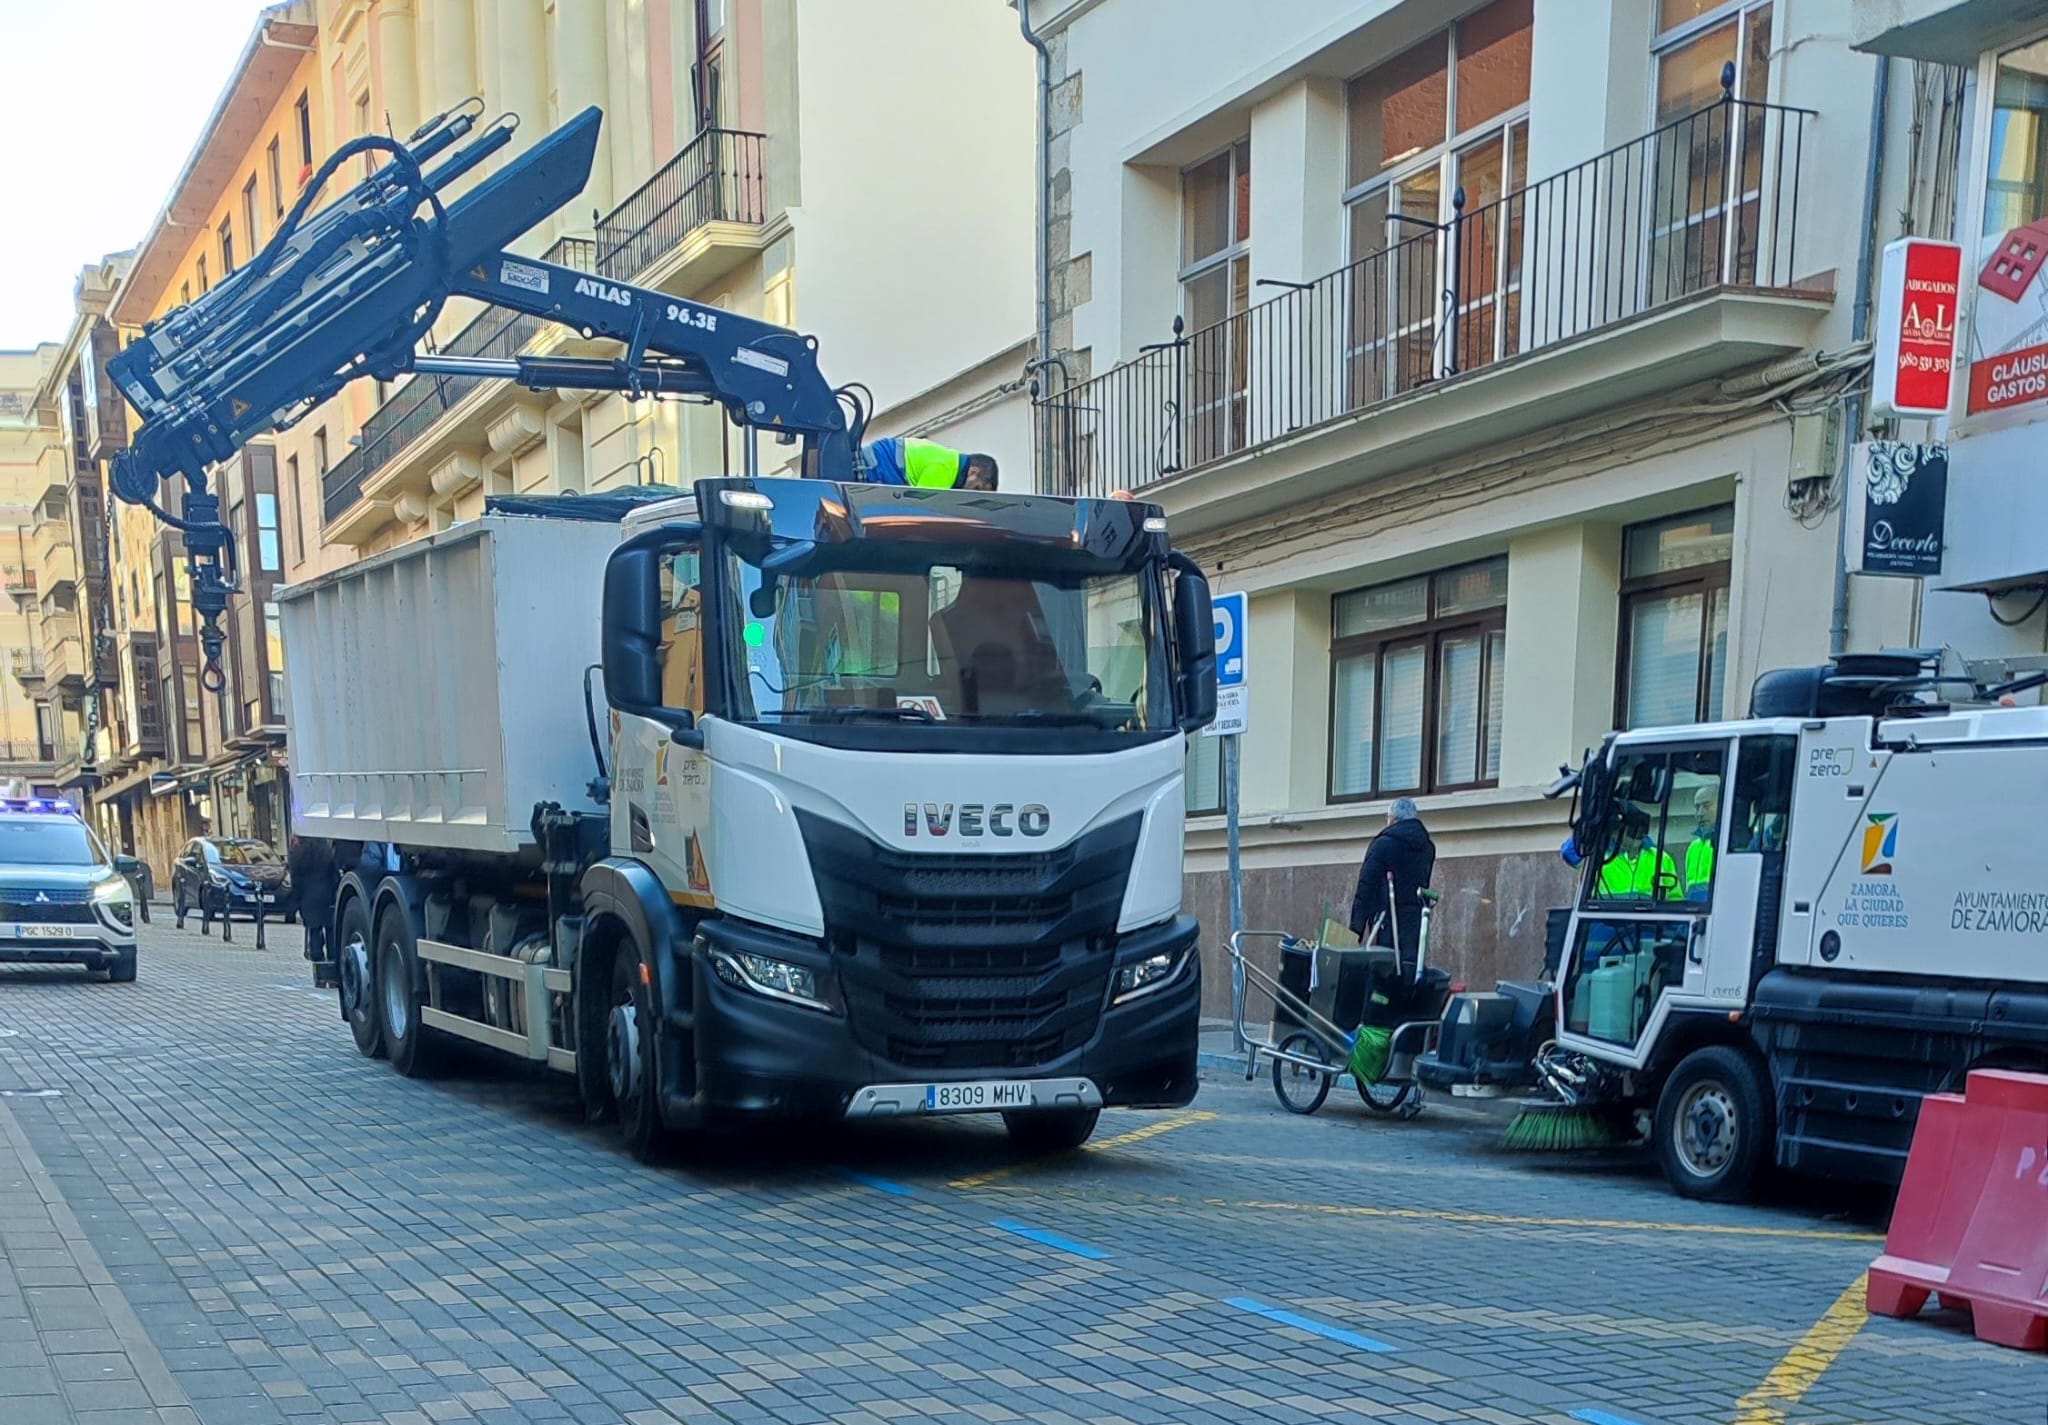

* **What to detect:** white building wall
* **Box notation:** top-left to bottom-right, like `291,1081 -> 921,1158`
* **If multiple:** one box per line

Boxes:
787,0 -> 1037,418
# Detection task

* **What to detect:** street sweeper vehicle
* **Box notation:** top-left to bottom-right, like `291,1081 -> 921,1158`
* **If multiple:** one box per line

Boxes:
100,99 -> 1220,1158
1423,651 -> 2048,1201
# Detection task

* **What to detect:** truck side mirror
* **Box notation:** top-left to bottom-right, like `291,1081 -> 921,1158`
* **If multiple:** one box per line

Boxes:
601,533 -> 684,715
1171,560 -> 1217,733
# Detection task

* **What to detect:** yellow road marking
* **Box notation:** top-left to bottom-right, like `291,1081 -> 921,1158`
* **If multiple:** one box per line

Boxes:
1733,1273 -> 1869,1424
949,1110 -> 1217,1190
1231,1198 -> 1883,1243
967,1185 -> 1879,1243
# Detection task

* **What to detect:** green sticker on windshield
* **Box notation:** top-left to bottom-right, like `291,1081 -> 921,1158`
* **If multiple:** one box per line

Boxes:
743,622 -> 767,648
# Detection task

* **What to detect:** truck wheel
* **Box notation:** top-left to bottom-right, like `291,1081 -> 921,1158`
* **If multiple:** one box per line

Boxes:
337,897 -> 382,1059
607,950 -> 666,1162
1655,1045 -> 1772,1202
376,906 -> 438,1078
1002,1108 -> 1100,1153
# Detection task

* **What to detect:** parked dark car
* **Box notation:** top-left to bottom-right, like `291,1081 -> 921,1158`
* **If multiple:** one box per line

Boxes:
171,837 -> 296,926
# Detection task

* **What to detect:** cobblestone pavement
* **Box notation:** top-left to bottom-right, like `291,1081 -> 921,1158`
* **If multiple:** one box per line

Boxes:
0,919 -> 2036,1425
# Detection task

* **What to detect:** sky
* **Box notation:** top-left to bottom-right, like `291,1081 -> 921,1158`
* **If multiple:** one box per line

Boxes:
0,0 -> 276,351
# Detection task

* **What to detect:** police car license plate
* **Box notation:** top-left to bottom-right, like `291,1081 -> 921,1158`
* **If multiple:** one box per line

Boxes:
924,1081 -> 1034,1113
12,925 -> 71,939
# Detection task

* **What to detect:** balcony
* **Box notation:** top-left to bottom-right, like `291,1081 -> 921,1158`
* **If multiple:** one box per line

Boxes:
321,236 -> 598,534
8,648 -> 43,692
40,617 -> 86,689
4,568 -> 35,601
1037,92 -> 1831,536
31,520 -> 77,593
596,127 -> 769,289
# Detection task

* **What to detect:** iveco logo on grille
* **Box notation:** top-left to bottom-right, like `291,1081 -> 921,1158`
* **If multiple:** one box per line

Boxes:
903,803 -> 1050,838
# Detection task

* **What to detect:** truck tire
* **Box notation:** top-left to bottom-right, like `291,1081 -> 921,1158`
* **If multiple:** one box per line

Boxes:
1002,1108 -> 1100,1153
337,896 -> 382,1059
607,949 -> 667,1163
1655,1044 -> 1772,1202
376,905 -> 439,1078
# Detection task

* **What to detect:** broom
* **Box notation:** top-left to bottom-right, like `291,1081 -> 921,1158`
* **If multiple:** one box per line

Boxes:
1500,1096 -> 1633,1152
1499,1041 -> 1637,1152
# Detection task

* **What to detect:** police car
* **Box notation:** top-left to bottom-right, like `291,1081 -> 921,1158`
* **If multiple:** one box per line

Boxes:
0,800 -> 137,982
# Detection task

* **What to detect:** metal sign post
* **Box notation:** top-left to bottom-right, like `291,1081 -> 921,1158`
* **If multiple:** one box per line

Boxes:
1206,591 -> 1249,1049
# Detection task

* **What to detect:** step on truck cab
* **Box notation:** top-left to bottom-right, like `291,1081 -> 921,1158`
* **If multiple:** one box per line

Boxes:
280,478 -> 1218,1159
1535,652 -> 2048,1199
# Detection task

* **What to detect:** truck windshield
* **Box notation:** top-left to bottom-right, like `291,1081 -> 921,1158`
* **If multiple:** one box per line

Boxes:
722,549 -> 1169,734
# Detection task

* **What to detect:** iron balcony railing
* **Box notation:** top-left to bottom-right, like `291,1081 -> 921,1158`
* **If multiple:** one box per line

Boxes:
596,127 -> 767,281
322,237 -> 597,525
1036,82 -> 1814,499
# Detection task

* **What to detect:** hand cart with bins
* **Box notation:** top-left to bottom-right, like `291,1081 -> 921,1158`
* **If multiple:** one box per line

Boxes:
1226,891 -> 1453,1117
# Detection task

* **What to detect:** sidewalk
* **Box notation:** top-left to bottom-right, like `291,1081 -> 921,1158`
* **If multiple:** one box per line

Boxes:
0,1096 -> 197,1424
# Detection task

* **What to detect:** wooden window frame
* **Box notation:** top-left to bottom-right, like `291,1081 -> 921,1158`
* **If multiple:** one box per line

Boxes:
1328,558 -> 1507,803
1615,508 -> 1734,728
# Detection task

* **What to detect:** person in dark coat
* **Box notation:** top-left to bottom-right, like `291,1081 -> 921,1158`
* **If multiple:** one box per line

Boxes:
1347,797 -> 1438,978
287,836 -> 341,982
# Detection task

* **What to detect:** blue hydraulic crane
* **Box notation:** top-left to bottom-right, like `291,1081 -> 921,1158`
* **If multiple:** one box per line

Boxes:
108,103 -> 866,688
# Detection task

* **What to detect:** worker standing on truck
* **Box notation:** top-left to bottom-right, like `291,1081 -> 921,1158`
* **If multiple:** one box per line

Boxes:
1599,810 -> 1676,899
859,437 -> 999,490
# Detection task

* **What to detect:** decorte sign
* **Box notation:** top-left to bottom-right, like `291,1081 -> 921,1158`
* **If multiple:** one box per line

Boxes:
1872,238 -> 1960,417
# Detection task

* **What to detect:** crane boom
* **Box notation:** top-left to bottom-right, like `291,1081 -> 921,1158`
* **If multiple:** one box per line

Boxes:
106,103 -> 858,686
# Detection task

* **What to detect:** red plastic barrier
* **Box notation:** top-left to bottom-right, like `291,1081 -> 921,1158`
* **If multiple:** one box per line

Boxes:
1868,1069 -> 2048,1350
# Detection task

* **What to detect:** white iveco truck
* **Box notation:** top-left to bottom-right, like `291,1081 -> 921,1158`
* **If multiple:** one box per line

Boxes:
1529,652 -> 2048,1199
280,479 -> 1217,1158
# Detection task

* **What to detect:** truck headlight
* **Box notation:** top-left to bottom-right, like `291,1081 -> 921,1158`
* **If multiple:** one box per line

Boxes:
1112,950 -> 1186,1005
709,949 -> 833,1012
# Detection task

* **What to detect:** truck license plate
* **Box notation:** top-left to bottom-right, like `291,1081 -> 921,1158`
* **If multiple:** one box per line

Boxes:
924,1081 -> 1033,1113
12,925 -> 71,939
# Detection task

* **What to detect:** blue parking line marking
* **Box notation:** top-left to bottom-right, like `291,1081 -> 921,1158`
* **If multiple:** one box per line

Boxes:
839,1170 -> 916,1197
992,1220 -> 1112,1260
1569,1410 -> 1650,1425
1223,1296 -> 1397,1353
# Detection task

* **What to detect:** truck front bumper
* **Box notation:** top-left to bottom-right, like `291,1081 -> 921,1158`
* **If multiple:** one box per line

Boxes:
680,915 -> 1201,1124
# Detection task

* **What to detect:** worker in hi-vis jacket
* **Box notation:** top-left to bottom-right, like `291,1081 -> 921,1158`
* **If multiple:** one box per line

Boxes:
858,437 -> 999,490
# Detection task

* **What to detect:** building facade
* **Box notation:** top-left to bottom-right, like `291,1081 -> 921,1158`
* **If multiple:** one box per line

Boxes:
1853,2 -> 2048,663
0,346 -> 65,790
304,0 -> 1036,570
102,2 -> 321,880
1026,0 -> 1963,1000
13,258 -> 138,834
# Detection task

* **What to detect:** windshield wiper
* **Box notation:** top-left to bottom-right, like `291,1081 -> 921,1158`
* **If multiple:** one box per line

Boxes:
955,710 -> 1123,727
764,704 -> 936,723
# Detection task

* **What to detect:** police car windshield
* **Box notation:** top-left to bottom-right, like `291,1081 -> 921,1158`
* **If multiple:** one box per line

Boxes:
0,818 -> 107,867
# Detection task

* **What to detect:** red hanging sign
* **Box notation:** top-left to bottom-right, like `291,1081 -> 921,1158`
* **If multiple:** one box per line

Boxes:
1873,238 -> 1961,418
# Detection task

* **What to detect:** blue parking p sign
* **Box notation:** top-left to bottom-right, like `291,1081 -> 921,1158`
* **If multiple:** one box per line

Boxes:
1212,592 -> 1247,688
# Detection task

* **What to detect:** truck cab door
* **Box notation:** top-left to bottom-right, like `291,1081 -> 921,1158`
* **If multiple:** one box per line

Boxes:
1556,740 -> 1729,1069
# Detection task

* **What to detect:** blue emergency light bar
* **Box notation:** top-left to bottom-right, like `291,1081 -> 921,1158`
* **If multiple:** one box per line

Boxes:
0,799 -> 75,815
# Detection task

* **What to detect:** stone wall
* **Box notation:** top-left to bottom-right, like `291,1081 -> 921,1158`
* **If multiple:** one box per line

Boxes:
1181,849 -> 1578,1019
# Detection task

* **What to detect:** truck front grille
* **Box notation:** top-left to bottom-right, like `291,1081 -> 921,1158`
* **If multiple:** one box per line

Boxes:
797,810 -> 1140,1070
